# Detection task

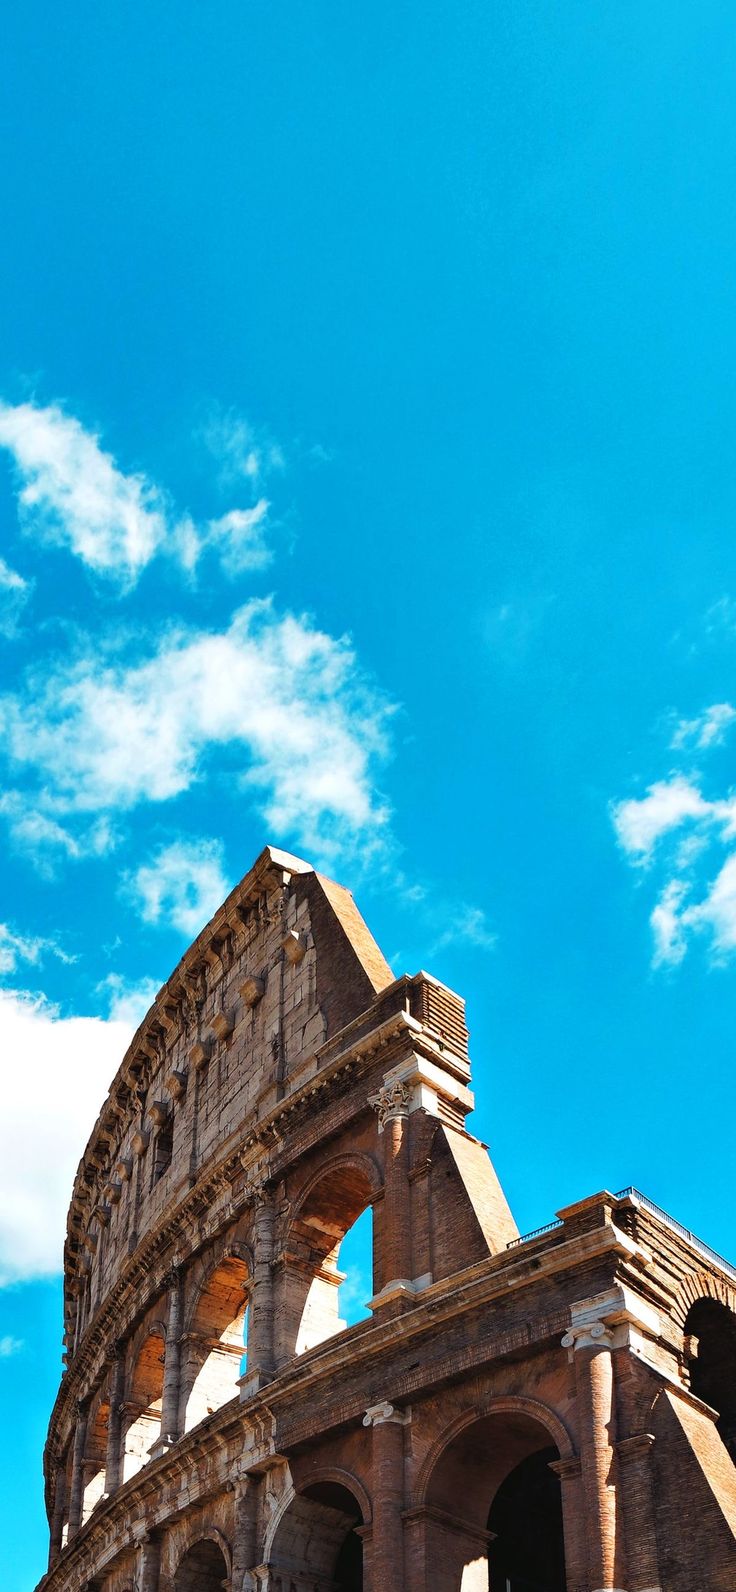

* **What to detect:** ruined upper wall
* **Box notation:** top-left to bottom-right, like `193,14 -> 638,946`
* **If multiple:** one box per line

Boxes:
63,848 -> 402,1349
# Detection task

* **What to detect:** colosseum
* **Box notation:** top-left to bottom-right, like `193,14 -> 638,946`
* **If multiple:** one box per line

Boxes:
38,845 -> 736,1591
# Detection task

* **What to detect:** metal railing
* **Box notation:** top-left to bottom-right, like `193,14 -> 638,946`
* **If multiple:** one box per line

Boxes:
613,1186 -> 736,1285
507,1219 -> 563,1250
507,1185 -> 736,1283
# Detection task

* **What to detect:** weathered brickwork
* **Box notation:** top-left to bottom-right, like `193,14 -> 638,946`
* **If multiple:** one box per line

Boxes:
37,846 -> 736,1591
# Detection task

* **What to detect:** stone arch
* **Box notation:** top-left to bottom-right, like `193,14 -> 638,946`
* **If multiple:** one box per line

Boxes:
121,1328 -> 165,1481
682,1289 -> 736,1462
172,1523 -> 232,1581
416,1396 -> 572,1592
281,1152 -> 382,1358
291,1464 -> 373,1528
672,1268 -> 736,1330
172,1534 -> 230,1592
183,1225 -> 254,1326
266,1472 -> 366,1590
81,1383 -> 109,1523
182,1251 -> 251,1432
415,1393 -> 575,1506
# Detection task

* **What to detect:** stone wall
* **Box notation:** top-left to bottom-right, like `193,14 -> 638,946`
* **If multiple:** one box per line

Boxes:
38,847 -> 736,1592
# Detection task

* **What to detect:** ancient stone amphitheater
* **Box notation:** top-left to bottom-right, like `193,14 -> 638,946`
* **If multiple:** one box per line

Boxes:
39,847 -> 736,1591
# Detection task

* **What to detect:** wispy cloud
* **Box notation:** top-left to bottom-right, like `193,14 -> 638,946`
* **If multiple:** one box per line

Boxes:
0,989 -> 132,1283
612,776 -> 714,863
612,703 -> 736,966
201,406 -> 285,487
96,972 -> 162,1026
0,793 -> 118,874
0,1335 -> 24,1357
0,922 -> 74,977
202,504 -> 272,574
670,702 -> 736,751
432,903 -> 497,955
0,401 -> 168,583
127,838 -> 230,937
0,600 -> 392,866
0,556 -> 31,638
0,400 -> 276,588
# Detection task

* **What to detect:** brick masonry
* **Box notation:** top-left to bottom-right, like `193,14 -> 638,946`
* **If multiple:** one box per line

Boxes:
37,846 -> 736,1591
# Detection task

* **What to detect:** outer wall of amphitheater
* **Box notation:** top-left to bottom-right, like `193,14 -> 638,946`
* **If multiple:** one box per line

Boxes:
39,847 -> 736,1591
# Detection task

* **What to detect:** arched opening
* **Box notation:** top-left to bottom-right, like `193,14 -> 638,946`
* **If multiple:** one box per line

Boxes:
122,1331 -> 164,1481
488,1448 -> 565,1591
174,1538 -> 229,1592
685,1297 -> 736,1461
81,1393 -> 109,1523
338,1205 -> 374,1328
183,1256 -> 249,1432
269,1480 -> 364,1590
424,1409 -> 566,1591
286,1160 -> 377,1358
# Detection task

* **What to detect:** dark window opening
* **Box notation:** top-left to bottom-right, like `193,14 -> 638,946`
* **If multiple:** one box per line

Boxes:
151,1119 -> 173,1185
686,1298 -> 736,1462
488,1447 -> 566,1592
334,1525 -> 363,1591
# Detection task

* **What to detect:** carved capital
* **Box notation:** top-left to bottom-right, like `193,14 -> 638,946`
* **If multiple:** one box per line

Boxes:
562,1321 -> 615,1353
363,1400 -> 411,1427
369,1081 -> 411,1131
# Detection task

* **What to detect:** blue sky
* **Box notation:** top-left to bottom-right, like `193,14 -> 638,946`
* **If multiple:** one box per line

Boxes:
3,3 -> 736,1585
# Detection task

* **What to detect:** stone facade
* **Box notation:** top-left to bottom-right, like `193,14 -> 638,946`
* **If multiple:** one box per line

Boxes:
38,845 -> 736,1591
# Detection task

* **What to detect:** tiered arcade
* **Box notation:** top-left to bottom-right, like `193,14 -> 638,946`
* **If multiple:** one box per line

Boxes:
39,847 -> 736,1591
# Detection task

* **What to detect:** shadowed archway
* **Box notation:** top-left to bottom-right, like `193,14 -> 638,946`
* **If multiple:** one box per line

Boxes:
174,1538 -> 229,1592
267,1479 -> 364,1590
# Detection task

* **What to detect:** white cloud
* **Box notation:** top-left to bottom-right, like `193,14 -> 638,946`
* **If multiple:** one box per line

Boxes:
681,854 -> 736,959
0,922 -> 73,976
202,408 -> 285,486
0,556 -> 30,637
0,401 -> 167,582
650,881 -> 688,967
0,793 -> 118,873
96,972 -> 161,1026
203,504 -> 272,574
128,839 -> 230,937
670,702 -> 736,751
0,400 -> 276,587
0,600 -> 391,864
0,1334 -> 24,1356
432,903 -> 497,955
0,989 -> 131,1283
611,777 -> 711,861
613,705 -> 736,967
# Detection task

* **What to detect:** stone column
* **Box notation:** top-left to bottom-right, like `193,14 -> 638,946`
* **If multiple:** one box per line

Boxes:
48,1463 -> 67,1567
232,1475 -> 260,1590
371,1083 -> 412,1291
136,1530 -> 162,1592
244,1189 -> 275,1388
562,1323 -> 619,1592
104,1341 -> 126,1497
158,1268 -> 184,1447
67,1397 -> 90,1538
549,1456 -> 588,1592
616,1433 -> 661,1592
363,1400 -> 409,1592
